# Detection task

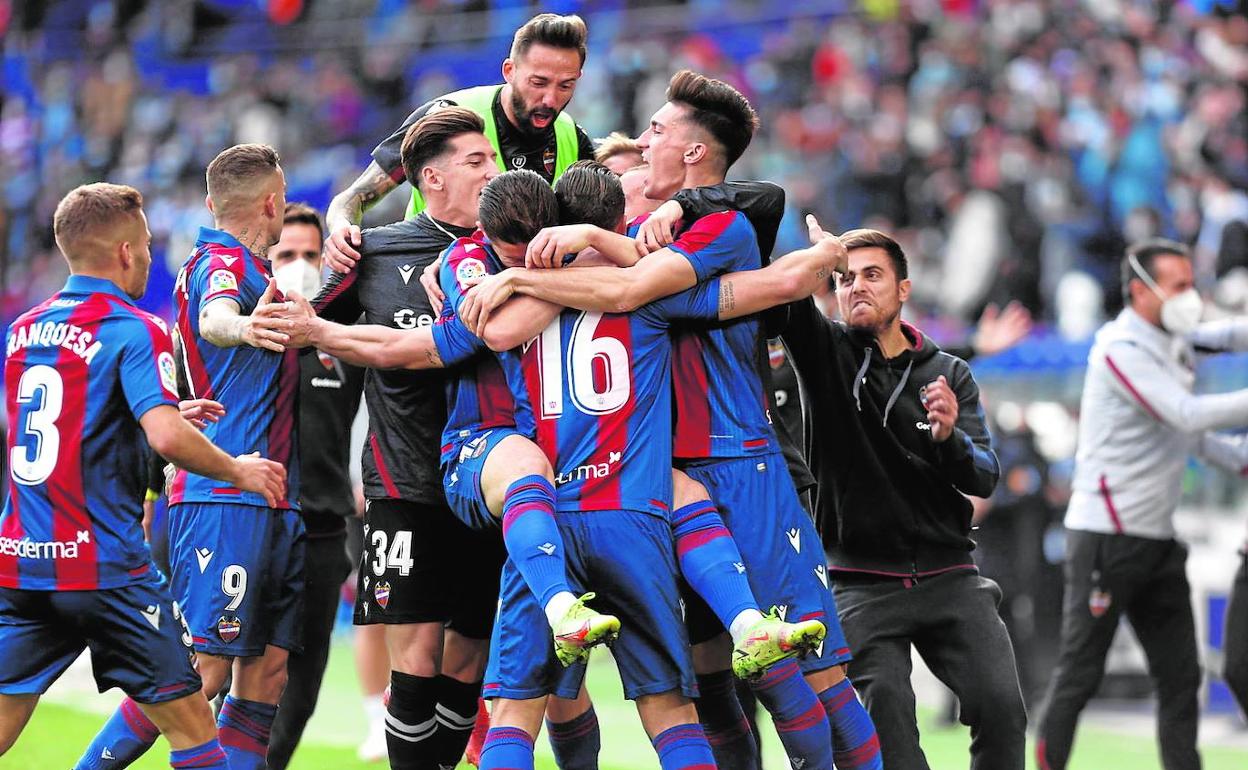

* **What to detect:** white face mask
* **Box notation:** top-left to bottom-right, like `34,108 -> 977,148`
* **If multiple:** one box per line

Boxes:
273,259 -> 321,299
1128,253 -> 1203,335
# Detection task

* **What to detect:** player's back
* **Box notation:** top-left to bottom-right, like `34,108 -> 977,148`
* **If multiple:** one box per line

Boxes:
666,211 -> 776,461
434,234 -> 532,464
1,276 -> 179,590
502,288 -> 719,517
170,227 -> 299,509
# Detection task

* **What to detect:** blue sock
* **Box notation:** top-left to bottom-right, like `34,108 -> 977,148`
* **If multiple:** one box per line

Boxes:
170,737 -> 229,769
217,695 -> 277,770
819,678 -> 882,769
650,724 -> 716,770
501,476 -> 571,609
75,696 -> 160,769
693,671 -> 760,770
750,661 -> 834,769
671,501 -> 759,630
546,705 -> 601,770
479,725 -> 535,770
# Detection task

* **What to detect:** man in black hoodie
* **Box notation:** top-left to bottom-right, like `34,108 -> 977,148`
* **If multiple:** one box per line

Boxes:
782,228 -> 1026,769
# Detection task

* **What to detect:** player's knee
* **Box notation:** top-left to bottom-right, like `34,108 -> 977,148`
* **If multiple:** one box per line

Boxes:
671,470 -> 710,508
510,450 -> 554,482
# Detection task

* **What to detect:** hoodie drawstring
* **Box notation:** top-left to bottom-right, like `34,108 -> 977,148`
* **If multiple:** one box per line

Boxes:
852,348 -> 872,412
852,347 -> 914,428
882,360 -> 913,427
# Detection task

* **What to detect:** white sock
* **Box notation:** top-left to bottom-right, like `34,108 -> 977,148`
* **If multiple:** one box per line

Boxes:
728,608 -> 766,644
544,591 -> 580,629
362,693 -> 386,725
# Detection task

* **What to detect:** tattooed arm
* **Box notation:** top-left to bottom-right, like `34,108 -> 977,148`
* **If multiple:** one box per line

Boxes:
324,161 -> 399,272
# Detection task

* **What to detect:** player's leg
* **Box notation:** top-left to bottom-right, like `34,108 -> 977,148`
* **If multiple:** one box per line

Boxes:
0,694 -> 39,755
138,694 -> 229,769
1124,541 -> 1201,770
217,508 -> 304,770
1034,531 -> 1140,770
449,429 -> 616,662
267,529 -> 351,769
545,687 -> 601,770
685,630 -> 759,770
430,525 -> 506,767
684,457 -> 836,769
912,573 -> 1025,770
354,623 -> 391,761
480,697 -> 547,770
479,434 -> 590,643
634,691 -> 717,770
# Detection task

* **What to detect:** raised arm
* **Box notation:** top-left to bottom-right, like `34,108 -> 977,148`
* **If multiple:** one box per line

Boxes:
280,293 -> 443,370
324,161 -> 399,272
1188,317 -> 1248,353
1103,340 -> 1248,432
1199,431 -> 1248,475
525,224 -> 647,270
709,215 -> 846,321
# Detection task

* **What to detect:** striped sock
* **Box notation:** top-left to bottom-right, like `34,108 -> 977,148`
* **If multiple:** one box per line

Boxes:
671,501 -> 760,631
650,724 -> 717,770
502,476 -> 573,622
430,675 -> 481,767
74,696 -> 160,769
692,670 -> 759,770
750,661 -> 834,769
170,737 -> 229,769
385,671 -> 439,769
479,725 -> 535,770
217,696 -> 277,770
545,705 -> 601,770
818,678 -> 881,769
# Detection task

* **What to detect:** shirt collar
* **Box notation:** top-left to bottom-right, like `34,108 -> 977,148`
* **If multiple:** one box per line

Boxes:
196,226 -> 250,256
62,274 -> 135,304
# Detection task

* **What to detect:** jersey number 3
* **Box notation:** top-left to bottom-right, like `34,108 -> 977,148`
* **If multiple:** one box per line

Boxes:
533,312 -> 631,420
10,365 -> 64,486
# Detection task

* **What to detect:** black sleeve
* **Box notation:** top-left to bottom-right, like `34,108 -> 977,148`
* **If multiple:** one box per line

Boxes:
575,124 -> 595,160
147,450 -> 166,496
934,359 -> 1000,497
313,267 -> 364,325
675,181 -> 785,261
780,298 -> 839,393
370,97 -> 459,182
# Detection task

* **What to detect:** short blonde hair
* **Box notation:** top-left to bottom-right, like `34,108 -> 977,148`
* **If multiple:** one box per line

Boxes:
53,183 -> 144,260
206,143 -> 281,212
594,132 -> 643,166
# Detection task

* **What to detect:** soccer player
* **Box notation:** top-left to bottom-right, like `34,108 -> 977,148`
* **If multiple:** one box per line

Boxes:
78,144 -> 304,770
460,71 -> 879,770
312,107 -> 527,769
0,183 -> 286,770
594,131 -> 644,174
469,169 -> 845,770
324,12 -> 596,272
265,203 -> 366,770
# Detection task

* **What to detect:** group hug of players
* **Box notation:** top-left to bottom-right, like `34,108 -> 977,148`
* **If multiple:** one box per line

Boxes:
0,12 -> 1024,770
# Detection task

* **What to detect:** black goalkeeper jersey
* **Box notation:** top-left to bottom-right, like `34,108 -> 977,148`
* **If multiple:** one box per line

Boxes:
313,214 -> 474,505
371,87 -> 595,185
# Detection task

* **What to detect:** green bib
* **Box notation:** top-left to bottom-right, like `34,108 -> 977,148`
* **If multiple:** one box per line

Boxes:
406,85 -> 578,219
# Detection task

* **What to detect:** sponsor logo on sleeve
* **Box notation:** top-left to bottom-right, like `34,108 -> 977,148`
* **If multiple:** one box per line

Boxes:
158,351 -> 178,395
455,258 -> 487,291
209,269 -> 238,295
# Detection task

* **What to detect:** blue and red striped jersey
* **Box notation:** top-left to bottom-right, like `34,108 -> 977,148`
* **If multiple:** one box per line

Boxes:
169,227 -> 300,510
432,233 -> 533,464
0,276 -> 180,590
667,211 -> 778,460
500,290 -> 720,517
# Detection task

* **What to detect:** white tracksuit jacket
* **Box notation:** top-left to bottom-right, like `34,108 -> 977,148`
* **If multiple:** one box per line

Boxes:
1065,308 -> 1248,540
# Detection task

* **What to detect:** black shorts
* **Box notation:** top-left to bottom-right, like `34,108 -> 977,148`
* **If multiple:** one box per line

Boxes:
353,498 -> 506,639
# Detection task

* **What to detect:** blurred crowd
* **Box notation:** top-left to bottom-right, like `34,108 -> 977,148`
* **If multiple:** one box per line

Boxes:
2,0 -> 1247,337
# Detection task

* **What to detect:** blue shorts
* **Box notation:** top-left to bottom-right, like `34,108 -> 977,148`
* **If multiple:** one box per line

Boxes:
0,572 -> 200,704
484,509 -> 696,702
681,453 -> 851,672
168,502 -> 306,657
443,427 -> 522,531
